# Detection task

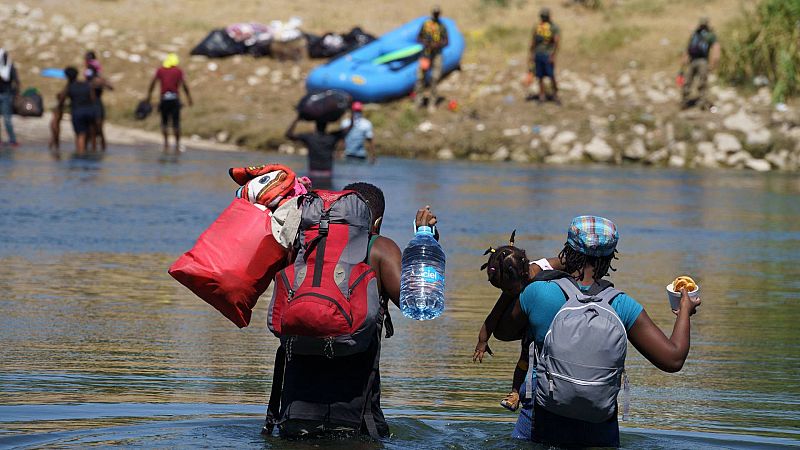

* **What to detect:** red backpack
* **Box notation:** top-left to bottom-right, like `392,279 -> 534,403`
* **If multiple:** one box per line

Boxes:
267,190 -> 386,358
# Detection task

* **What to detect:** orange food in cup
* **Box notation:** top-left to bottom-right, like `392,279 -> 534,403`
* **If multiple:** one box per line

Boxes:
672,275 -> 697,292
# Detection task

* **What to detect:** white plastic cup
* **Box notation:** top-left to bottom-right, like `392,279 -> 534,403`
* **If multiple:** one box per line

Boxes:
666,283 -> 700,311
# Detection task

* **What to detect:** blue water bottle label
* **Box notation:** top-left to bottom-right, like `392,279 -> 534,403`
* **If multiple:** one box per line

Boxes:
420,266 -> 444,283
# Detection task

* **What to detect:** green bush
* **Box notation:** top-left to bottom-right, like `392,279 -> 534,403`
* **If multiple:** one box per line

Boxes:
720,0 -> 800,102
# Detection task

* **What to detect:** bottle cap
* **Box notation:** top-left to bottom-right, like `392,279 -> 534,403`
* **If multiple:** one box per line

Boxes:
416,225 -> 434,235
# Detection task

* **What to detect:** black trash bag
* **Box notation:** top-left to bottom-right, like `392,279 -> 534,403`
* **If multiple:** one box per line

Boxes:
191,29 -> 246,58
246,40 -> 272,57
297,89 -> 352,123
134,100 -> 152,120
13,88 -> 44,117
343,27 -> 376,50
307,32 -> 346,58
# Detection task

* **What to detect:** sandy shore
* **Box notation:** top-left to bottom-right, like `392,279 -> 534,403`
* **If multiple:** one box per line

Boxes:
9,113 -> 243,152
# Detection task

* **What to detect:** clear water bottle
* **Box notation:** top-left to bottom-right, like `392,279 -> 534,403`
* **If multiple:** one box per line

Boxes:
399,226 -> 445,320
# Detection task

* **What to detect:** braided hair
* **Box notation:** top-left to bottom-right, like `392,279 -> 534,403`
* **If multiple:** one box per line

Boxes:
481,230 -> 531,291
558,243 -> 617,282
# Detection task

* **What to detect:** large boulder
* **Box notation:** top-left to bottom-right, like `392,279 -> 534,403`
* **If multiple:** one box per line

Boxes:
745,158 -> 771,172
623,138 -> 647,160
585,136 -> 614,162
550,130 -> 577,154
713,133 -> 742,154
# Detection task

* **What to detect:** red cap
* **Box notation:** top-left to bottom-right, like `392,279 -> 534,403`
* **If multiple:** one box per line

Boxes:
352,101 -> 363,112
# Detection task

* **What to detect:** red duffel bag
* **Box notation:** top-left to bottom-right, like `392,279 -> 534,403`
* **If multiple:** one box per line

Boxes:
169,198 -> 288,327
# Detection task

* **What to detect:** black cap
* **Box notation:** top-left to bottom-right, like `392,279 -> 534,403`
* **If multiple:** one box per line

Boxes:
540,7 -> 551,18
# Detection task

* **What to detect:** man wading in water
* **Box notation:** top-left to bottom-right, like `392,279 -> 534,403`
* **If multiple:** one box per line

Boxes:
263,182 -> 439,440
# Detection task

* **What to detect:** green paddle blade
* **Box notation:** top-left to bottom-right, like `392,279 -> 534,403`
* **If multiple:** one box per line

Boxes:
372,44 -> 424,65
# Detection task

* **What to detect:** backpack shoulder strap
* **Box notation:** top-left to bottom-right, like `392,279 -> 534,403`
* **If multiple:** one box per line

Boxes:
552,277 -> 585,303
261,345 -> 286,436
595,286 -> 623,306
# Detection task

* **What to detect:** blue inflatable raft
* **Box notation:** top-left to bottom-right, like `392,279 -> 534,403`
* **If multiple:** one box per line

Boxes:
305,16 -> 465,103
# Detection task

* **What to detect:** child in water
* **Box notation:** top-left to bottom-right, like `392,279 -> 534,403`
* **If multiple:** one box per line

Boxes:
473,231 -> 560,411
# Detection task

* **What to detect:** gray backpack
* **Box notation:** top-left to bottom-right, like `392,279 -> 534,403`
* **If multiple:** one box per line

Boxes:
531,277 -> 628,423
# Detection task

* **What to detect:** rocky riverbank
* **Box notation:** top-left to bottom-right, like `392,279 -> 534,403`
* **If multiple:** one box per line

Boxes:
4,1 -> 798,171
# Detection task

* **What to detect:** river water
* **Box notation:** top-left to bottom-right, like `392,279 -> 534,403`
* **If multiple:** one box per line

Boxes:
0,145 -> 798,449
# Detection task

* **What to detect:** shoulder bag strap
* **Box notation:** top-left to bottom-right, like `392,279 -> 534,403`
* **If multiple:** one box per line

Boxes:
261,345 -> 286,436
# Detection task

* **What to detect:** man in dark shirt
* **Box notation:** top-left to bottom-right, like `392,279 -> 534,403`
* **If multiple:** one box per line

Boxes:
0,48 -> 20,147
285,115 -> 352,188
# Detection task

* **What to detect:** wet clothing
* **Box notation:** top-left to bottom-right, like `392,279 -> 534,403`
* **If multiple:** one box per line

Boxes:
85,67 -> 106,120
66,81 -> 96,135
159,99 -> 181,129
533,21 -> 559,56
277,234 -> 389,439
296,130 -> 345,172
513,279 -> 642,447
154,66 -> 184,98
278,341 -> 389,438
340,114 -> 373,159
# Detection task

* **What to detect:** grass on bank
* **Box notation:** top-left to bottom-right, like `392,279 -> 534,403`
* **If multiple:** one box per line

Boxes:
720,0 -> 800,103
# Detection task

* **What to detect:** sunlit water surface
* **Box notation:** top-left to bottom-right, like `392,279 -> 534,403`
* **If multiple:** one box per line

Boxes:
0,145 -> 798,448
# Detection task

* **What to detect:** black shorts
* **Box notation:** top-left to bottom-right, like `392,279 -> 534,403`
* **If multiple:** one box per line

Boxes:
159,99 -> 181,129
71,106 -> 96,135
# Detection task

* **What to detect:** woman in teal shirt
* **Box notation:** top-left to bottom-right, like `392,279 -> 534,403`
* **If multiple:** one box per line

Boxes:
496,216 -> 702,447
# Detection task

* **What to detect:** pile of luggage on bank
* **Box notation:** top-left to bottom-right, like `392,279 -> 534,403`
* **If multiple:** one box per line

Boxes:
190,18 -> 375,61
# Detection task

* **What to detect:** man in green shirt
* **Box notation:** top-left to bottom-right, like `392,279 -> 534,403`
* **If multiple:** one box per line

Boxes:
528,8 -> 560,103
681,17 -> 720,109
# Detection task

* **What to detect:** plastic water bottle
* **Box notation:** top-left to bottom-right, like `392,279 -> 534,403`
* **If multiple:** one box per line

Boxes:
399,226 -> 445,320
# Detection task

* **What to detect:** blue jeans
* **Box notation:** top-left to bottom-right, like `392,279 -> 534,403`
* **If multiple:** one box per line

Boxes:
511,380 -> 533,440
0,93 -> 16,143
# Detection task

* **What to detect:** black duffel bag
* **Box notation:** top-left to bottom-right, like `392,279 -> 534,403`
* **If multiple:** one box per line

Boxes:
13,88 -> 44,117
296,89 -> 352,123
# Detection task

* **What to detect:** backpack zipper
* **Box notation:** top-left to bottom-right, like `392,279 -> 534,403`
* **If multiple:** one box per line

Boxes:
290,292 -> 352,326
280,270 -> 294,298
549,371 -> 611,386
347,268 -> 374,299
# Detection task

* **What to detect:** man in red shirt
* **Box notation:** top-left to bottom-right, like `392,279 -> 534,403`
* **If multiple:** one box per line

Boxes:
146,53 -> 193,154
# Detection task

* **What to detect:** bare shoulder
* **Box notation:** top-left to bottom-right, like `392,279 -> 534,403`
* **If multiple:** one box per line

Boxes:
370,235 -> 401,263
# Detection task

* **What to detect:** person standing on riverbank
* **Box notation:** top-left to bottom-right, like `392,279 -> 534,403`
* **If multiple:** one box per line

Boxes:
415,6 -> 449,112
527,8 -> 560,103
146,53 -> 192,154
0,48 -> 20,147
492,216 -> 701,447
339,102 -> 376,164
285,113 -> 352,188
680,17 -> 720,109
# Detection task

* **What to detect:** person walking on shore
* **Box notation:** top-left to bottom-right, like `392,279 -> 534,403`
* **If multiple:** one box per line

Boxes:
527,8 -> 560,103
415,6 -> 449,112
339,102 -> 376,164
0,48 -> 20,147
680,17 -> 720,109
146,53 -> 192,154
